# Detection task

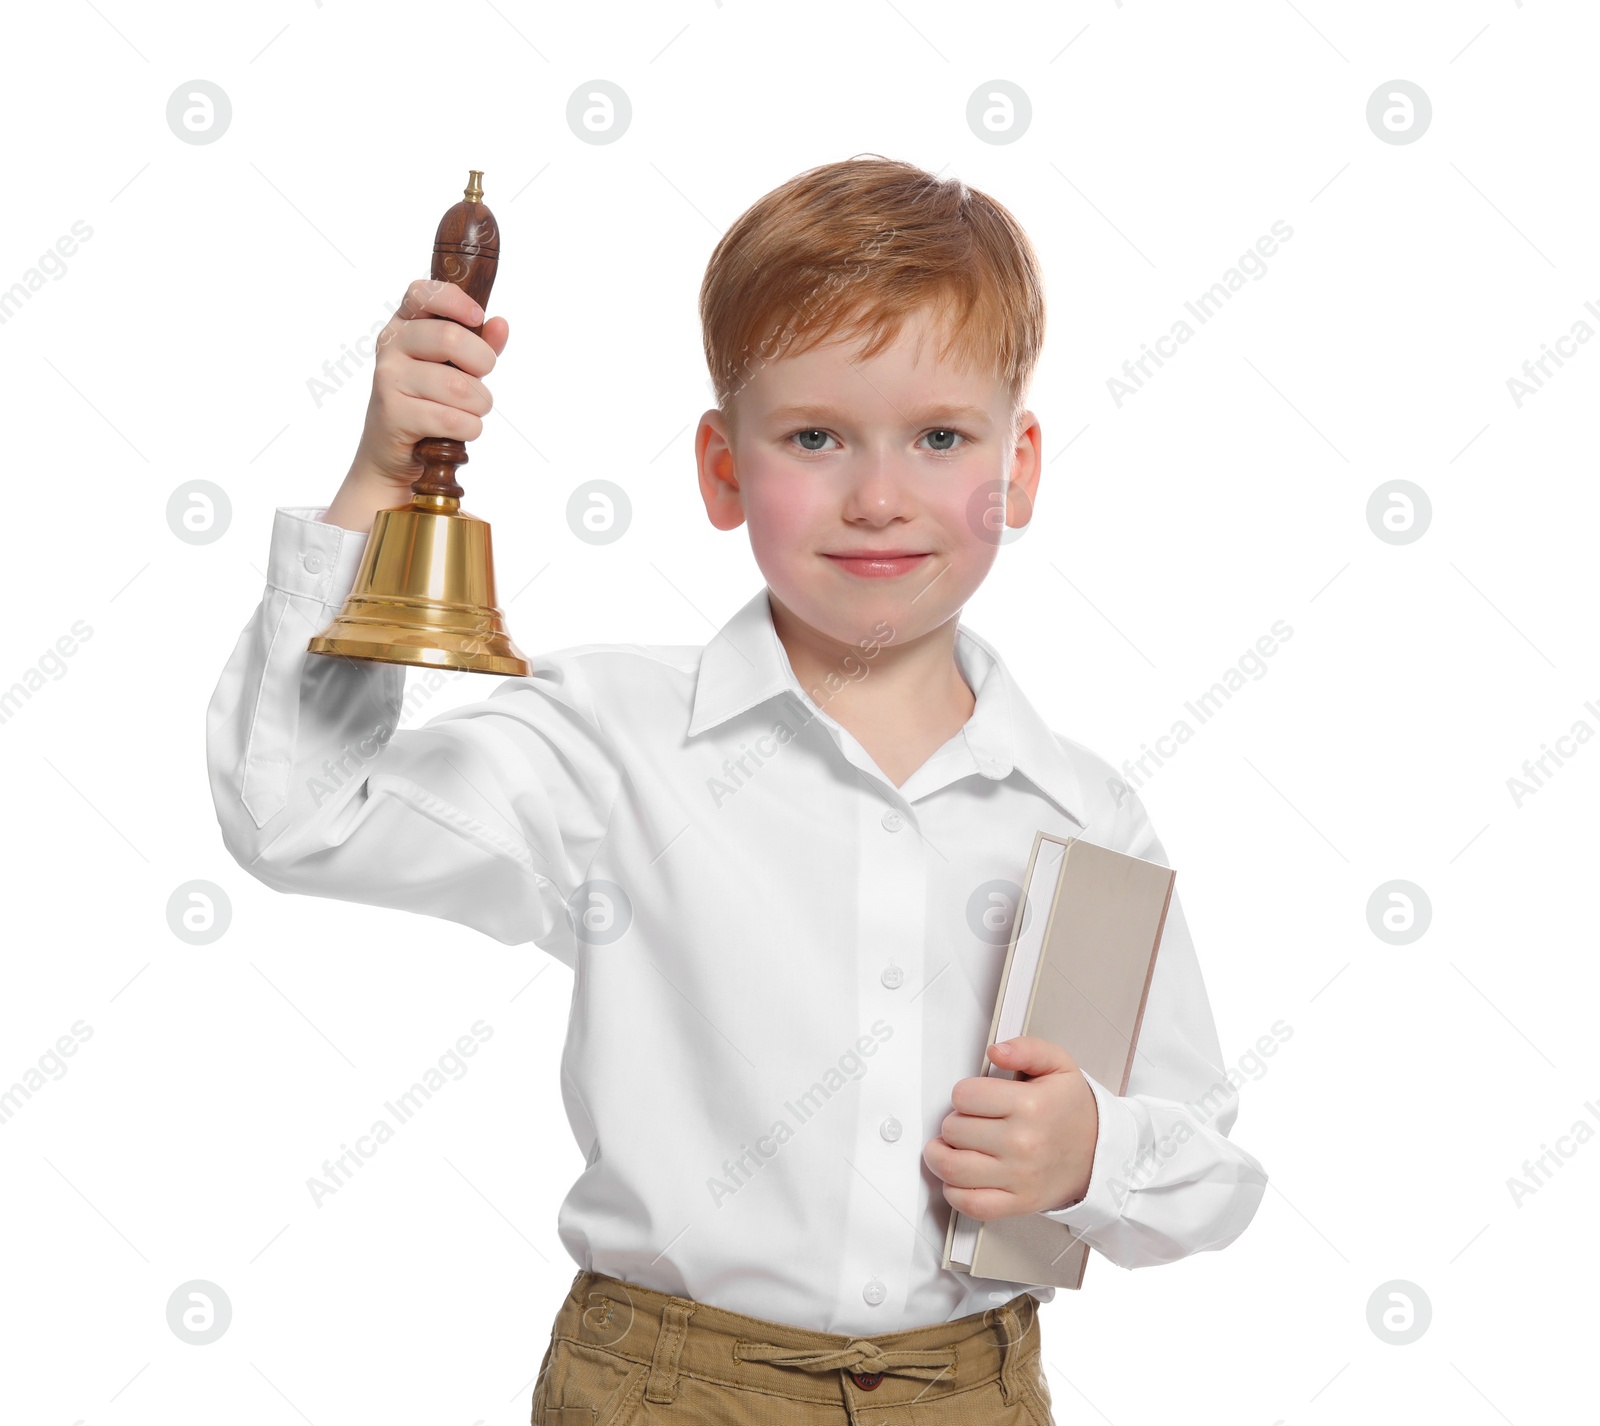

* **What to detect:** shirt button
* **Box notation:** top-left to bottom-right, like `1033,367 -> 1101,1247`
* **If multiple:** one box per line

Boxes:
862,1278 -> 887,1306
303,550 -> 326,575
880,964 -> 903,989
879,1116 -> 902,1142
881,809 -> 904,833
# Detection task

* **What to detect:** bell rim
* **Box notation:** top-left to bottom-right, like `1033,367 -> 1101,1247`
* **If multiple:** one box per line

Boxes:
307,632 -> 530,677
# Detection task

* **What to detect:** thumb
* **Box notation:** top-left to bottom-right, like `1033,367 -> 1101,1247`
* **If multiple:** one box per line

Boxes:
987,1034 -> 1077,1078
481,314 -> 510,356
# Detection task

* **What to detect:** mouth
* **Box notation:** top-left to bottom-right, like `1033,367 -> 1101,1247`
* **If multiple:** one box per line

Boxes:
821,551 -> 932,578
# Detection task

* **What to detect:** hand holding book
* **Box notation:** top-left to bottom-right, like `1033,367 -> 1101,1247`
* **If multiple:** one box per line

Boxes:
924,1034 -> 1101,1218
940,832 -> 1176,1289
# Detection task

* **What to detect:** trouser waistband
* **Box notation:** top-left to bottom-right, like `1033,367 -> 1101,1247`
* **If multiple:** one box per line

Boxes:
549,1268 -> 1040,1412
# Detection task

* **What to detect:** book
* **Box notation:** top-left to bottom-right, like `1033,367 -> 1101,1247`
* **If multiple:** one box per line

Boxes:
940,831 -> 1176,1290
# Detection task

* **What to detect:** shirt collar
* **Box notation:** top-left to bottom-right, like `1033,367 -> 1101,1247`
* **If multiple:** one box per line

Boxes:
686,586 -> 1089,830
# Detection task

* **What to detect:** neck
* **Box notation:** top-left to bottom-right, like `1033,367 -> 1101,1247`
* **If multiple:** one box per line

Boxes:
767,590 -> 974,731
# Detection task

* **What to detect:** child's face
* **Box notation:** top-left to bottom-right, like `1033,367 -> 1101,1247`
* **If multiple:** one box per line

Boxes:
696,304 -> 1042,657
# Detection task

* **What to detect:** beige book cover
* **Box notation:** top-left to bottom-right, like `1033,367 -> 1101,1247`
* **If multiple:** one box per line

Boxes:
940,831 -> 1175,1290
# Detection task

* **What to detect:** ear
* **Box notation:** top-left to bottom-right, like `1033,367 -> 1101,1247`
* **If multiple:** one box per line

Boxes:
697,406 -> 746,531
1006,408 -> 1042,531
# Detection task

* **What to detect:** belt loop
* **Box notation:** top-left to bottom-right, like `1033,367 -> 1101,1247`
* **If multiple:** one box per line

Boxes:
985,1302 -> 1025,1405
644,1300 -> 696,1404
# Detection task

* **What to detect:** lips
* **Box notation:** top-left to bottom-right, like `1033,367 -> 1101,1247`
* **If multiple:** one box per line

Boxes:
822,551 -> 932,578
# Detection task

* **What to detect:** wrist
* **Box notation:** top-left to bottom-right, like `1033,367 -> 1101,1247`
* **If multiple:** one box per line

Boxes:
323,466 -> 408,534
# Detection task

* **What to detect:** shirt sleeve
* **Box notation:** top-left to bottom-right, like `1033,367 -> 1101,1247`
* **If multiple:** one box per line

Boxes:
1035,792 -> 1268,1267
204,505 -> 623,969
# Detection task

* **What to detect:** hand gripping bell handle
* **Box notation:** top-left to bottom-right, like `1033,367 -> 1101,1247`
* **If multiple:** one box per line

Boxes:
412,169 -> 500,502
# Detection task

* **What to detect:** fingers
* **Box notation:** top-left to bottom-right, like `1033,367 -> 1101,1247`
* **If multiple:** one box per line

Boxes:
389,315 -> 499,377
357,277 -> 508,459
924,1136 -> 1011,1188
392,348 -> 495,418
370,276 -> 500,443
374,388 -> 485,447
937,1109 -> 1011,1155
949,1073 -> 1026,1118
378,277 -> 502,376
939,1183 -> 1026,1223
395,276 -> 485,328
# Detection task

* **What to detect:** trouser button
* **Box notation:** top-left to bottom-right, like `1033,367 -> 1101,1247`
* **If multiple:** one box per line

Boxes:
850,1371 -> 884,1389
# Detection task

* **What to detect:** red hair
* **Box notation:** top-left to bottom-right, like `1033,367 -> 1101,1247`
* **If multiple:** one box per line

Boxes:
699,155 -> 1046,431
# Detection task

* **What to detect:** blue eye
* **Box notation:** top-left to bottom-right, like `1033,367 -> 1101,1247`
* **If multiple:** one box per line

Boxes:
785,428 -> 970,455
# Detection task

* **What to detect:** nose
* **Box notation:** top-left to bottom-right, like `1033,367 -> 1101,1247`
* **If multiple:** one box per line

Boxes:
839,446 -> 918,525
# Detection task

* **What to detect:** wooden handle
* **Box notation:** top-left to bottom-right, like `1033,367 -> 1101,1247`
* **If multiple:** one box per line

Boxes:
413,170 -> 500,501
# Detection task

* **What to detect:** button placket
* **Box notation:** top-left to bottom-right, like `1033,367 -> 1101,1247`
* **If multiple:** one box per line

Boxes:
836,792 -> 925,1326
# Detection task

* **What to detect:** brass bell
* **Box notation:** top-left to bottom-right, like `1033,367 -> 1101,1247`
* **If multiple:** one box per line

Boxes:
308,170 -> 530,677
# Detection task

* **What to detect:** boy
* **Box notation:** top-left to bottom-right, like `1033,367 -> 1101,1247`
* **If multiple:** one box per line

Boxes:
208,155 -> 1266,1425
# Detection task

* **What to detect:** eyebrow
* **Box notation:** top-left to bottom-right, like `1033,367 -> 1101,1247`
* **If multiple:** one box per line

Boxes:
761,403 -> 993,428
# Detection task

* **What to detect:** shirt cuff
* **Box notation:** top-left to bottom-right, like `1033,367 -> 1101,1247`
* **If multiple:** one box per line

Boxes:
267,506 -> 371,607
1038,1070 -> 1139,1235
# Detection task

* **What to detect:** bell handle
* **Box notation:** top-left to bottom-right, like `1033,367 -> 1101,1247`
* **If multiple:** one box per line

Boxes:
413,170 -> 500,502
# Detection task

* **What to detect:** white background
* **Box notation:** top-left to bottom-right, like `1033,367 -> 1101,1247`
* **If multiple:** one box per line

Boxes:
2,1 -> 1594,1423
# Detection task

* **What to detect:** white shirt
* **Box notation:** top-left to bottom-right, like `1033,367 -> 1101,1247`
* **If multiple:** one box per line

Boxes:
206,505 -> 1267,1335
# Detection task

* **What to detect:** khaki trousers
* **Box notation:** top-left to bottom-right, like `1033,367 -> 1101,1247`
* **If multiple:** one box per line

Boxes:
530,1268 -> 1057,1426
